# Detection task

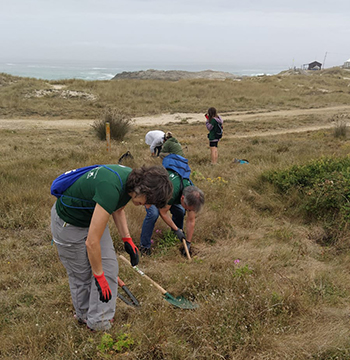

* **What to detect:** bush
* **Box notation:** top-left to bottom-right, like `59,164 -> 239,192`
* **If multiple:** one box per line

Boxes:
92,108 -> 132,141
262,157 -> 350,238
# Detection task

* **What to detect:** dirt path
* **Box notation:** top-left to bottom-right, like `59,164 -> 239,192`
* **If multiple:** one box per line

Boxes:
0,105 -> 349,137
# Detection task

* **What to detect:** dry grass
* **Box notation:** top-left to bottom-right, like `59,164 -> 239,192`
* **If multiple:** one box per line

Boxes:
1,67 -> 350,119
1,73 -> 350,359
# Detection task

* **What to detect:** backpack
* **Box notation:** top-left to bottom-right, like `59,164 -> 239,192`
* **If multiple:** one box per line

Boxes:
162,154 -> 193,191
162,154 -> 191,179
118,151 -> 133,164
215,121 -> 223,140
51,165 -> 123,209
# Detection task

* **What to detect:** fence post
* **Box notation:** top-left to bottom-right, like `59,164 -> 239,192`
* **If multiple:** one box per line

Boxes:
106,122 -> 111,153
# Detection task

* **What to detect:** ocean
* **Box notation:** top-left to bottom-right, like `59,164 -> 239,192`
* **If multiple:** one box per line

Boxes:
0,60 -> 288,81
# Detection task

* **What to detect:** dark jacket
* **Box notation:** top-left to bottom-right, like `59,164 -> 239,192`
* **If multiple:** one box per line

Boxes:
206,115 -> 223,141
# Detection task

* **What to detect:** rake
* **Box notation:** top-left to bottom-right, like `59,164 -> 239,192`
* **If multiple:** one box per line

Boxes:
119,255 -> 198,309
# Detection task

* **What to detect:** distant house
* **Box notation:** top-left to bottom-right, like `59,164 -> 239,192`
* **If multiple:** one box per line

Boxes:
303,61 -> 322,70
344,59 -> 350,68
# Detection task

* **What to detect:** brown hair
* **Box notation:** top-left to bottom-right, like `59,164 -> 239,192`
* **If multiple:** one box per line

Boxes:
126,166 -> 173,208
207,107 -> 218,120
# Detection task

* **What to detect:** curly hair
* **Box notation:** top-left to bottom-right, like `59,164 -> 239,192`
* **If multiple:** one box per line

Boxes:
126,166 -> 173,208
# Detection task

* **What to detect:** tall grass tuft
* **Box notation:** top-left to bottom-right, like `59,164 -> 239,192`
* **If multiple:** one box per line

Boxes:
91,108 -> 132,141
333,120 -> 348,138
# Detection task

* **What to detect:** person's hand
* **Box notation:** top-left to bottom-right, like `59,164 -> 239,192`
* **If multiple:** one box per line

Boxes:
123,237 -> 139,266
94,272 -> 112,303
173,228 -> 186,241
181,240 -> 191,257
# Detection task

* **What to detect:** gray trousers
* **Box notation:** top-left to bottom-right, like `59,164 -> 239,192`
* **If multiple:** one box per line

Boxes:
51,204 -> 118,331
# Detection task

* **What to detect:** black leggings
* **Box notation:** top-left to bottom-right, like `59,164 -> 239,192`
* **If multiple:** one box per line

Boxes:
155,145 -> 162,156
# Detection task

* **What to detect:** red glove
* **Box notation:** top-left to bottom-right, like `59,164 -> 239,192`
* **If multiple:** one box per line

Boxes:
93,272 -> 112,303
122,237 -> 139,266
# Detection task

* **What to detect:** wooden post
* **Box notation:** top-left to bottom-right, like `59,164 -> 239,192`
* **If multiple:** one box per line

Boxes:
106,122 -> 111,152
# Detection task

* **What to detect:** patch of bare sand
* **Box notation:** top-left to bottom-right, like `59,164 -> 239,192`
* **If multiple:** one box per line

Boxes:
1,105 -> 350,136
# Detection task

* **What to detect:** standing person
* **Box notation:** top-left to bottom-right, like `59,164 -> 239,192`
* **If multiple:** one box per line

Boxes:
145,130 -> 165,157
51,165 -> 172,331
160,131 -> 185,158
139,170 -> 204,256
205,107 -> 223,164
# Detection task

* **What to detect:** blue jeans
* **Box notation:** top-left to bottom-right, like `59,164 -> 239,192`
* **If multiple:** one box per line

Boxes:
140,204 -> 185,249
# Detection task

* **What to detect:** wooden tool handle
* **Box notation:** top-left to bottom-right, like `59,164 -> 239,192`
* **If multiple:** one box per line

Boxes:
183,239 -> 191,261
119,254 -> 167,295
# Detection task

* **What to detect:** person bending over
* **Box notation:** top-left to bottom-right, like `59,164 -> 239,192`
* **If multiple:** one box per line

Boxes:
159,131 -> 185,158
139,170 -> 204,256
145,130 -> 165,156
51,165 -> 172,331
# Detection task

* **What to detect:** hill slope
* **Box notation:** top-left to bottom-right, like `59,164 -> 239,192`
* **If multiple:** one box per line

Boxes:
112,69 -> 242,80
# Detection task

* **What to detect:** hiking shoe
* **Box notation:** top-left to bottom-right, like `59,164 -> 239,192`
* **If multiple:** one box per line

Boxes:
140,246 -> 151,256
73,314 -> 87,326
87,318 -> 114,332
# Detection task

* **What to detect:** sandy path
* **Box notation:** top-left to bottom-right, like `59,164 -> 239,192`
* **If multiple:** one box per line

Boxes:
0,105 -> 349,136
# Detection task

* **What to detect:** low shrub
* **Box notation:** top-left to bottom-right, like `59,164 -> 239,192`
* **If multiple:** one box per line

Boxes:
262,157 -> 350,239
92,108 -> 132,141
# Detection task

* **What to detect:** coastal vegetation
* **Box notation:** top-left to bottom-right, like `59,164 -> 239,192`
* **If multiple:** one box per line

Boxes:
1,67 -> 350,119
1,68 -> 350,359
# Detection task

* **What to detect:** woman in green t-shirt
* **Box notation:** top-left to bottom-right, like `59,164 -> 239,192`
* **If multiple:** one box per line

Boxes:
51,165 -> 172,331
205,107 -> 223,164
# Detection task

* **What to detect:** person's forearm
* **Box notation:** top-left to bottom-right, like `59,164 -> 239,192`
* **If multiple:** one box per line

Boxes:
159,210 -> 177,230
185,212 -> 196,242
206,121 -> 213,131
86,240 -> 103,275
86,203 -> 110,275
112,208 -> 131,238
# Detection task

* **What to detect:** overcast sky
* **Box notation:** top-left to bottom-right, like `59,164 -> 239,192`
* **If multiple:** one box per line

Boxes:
0,0 -> 349,70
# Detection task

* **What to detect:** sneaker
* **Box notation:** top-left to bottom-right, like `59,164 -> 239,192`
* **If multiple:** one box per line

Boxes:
140,246 -> 151,256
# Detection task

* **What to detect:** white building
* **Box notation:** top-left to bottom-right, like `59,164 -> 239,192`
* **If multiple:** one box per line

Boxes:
344,59 -> 350,68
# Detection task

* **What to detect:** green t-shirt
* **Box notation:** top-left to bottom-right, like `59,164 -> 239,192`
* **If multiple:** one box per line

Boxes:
167,170 -> 192,206
56,165 -> 132,227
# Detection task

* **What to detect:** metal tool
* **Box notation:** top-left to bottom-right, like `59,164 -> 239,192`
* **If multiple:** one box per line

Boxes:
117,276 -> 140,307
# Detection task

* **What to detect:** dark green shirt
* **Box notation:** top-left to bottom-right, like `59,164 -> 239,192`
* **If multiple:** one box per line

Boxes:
167,170 -> 192,206
208,118 -> 220,141
56,165 -> 132,227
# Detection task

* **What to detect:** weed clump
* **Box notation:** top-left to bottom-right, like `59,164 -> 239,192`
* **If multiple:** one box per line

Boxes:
333,120 -> 348,138
92,108 -> 132,141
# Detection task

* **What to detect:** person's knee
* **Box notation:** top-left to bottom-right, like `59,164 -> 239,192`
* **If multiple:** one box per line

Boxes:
145,205 -> 160,221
